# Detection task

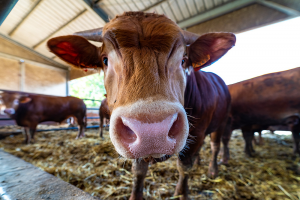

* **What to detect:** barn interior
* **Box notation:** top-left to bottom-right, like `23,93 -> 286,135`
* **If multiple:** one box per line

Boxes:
0,0 -> 300,199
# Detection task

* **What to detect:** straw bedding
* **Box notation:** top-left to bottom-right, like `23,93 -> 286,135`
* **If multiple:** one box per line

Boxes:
0,127 -> 299,200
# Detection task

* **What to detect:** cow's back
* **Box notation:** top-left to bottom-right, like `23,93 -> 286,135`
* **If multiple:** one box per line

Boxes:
185,70 -> 231,134
229,67 -> 300,128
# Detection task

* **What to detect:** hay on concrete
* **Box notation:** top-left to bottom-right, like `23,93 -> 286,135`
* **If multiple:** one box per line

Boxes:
0,128 -> 299,200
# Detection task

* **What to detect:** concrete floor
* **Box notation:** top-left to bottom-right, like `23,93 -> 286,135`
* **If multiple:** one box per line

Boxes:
0,150 -> 99,200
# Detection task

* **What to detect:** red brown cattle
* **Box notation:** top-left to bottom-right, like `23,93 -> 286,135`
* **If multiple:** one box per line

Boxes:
99,96 -> 110,137
47,12 -> 235,199
0,92 -> 87,143
222,67 -> 300,163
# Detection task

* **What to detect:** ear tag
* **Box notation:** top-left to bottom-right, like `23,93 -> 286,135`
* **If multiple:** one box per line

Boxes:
192,54 -> 210,70
20,97 -> 31,104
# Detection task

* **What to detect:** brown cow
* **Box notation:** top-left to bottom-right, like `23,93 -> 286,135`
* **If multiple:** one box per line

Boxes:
47,12 -> 235,199
222,67 -> 300,163
99,96 -> 110,137
0,92 -> 87,143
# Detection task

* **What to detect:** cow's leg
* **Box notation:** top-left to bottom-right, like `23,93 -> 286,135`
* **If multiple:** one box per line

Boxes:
174,133 -> 205,200
291,124 -> 300,156
208,128 -> 223,178
23,127 -> 29,144
129,159 -> 149,200
76,116 -> 85,139
241,126 -> 255,156
221,118 -> 232,165
174,157 -> 193,200
76,124 -> 84,139
258,131 -> 264,145
253,130 -> 263,145
28,126 -> 37,144
193,150 -> 201,166
99,117 -> 103,138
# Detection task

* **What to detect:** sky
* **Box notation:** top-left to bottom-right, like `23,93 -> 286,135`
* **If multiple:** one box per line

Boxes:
203,16 -> 300,85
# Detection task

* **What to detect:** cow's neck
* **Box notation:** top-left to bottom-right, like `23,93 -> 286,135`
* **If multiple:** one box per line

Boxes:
184,70 -> 215,128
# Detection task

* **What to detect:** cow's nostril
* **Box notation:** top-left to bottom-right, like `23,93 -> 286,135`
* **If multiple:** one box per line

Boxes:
168,115 -> 181,139
123,124 -> 137,141
116,117 -> 137,144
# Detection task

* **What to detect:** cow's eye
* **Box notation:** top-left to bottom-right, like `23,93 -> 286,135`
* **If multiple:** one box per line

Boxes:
182,59 -> 185,65
103,57 -> 108,66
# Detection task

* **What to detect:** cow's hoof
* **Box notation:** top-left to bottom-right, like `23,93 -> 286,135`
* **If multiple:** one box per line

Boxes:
218,159 -> 229,166
173,193 -> 189,200
245,148 -> 255,157
208,167 -> 218,179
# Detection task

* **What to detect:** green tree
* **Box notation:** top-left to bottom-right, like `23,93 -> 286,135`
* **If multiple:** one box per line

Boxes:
69,72 -> 106,107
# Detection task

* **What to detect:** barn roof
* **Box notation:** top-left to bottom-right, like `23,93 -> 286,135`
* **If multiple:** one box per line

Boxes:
1,0 -> 299,79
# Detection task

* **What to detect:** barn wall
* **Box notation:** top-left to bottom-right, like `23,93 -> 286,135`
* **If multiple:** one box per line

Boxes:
25,63 -> 67,96
187,3 -> 288,35
0,57 -> 20,91
0,34 -> 68,96
0,55 -> 67,96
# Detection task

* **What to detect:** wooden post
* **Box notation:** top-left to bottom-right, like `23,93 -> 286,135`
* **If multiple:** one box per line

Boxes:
19,59 -> 25,92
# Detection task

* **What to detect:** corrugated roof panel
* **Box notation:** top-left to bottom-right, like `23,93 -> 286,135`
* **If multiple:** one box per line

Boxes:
168,0 -> 184,21
203,0 -> 215,10
99,1 -> 118,18
10,0 -> 86,48
194,0 -> 207,13
117,0 -> 132,11
124,0 -> 140,11
132,0 -> 146,10
214,0 -> 225,6
160,2 -> 177,22
35,10 -> 105,57
125,0 -> 141,11
185,0 -> 199,16
0,0 -> 40,35
177,0 -> 192,19
110,0 -> 125,15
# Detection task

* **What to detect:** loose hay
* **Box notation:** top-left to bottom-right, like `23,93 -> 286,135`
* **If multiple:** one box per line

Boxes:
0,128 -> 299,200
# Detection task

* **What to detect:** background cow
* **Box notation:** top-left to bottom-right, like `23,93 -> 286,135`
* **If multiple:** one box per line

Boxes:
222,67 -> 300,163
99,95 -> 110,137
0,92 -> 87,143
48,12 -> 235,200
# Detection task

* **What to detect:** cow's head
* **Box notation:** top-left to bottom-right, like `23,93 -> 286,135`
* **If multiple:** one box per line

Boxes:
0,92 -> 31,116
48,12 -> 235,160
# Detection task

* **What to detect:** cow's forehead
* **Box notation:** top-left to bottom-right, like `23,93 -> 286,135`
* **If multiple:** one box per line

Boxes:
102,13 -> 183,52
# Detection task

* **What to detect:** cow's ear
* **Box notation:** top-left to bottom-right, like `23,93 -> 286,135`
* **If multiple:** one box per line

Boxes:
188,33 -> 236,71
47,35 -> 102,69
19,97 -> 31,104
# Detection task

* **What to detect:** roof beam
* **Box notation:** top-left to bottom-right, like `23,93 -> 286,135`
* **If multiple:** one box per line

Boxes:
9,0 -> 43,36
257,1 -> 300,17
0,33 -> 68,70
0,0 -> 18,26
142,0 -> 167,12
33,9 -> 87,49
82,0 -> 109,22
178,0 -> 258,28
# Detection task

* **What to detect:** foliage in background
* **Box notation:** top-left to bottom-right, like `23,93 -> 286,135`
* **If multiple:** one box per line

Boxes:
69,72 -> 106,107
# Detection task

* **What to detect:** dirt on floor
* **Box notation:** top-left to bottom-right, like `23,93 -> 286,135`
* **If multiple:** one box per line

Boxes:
0,128 -> 299,200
